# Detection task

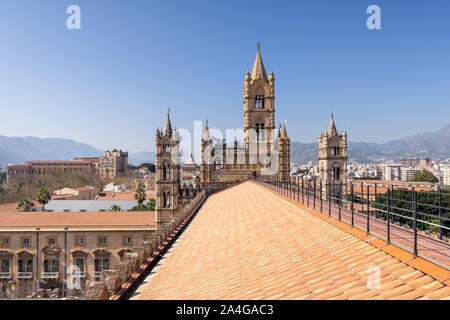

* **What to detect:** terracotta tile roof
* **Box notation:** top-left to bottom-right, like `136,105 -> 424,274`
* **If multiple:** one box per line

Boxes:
0,211 -> 155,229
133,181 -> 449,300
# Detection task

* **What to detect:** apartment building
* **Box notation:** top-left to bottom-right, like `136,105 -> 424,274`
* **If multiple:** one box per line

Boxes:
444,167 -> 450,186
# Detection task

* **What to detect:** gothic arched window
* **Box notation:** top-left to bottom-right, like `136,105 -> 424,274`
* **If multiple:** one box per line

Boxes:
255,95 -> 265,109
331,167 -> 341,181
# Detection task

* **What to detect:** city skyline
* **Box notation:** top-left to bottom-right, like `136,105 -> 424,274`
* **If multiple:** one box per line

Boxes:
1,1 -> 450,153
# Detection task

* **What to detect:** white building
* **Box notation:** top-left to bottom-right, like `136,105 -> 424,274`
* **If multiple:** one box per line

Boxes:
402,167 -> 421,181
444,168 -> 450,186
383,164 -> 404,181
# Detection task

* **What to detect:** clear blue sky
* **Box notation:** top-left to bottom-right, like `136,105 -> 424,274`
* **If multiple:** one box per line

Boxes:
0,0 -> 449,153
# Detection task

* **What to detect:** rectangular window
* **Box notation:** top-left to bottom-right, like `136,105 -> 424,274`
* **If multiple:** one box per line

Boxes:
124,236 -> 132,246
1,237 -> 9,247
98,237 -> 107,246
48,238 -> 56,245
43,259 -> 58,272
1,259 -> 10,273
22,237 -> 31,248
75,258 -> 85,272
18,259 -> 33,272
75,236 -> 85,247
94,258 -> 109,272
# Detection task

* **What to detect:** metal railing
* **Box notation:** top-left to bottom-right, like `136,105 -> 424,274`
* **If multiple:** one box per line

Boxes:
0,272 -> 12,279
72,271 -> 86,278
17,272 -> 33,279
41,272 -> 59,279
255,175 -> 450,267
94,271 -> 102,278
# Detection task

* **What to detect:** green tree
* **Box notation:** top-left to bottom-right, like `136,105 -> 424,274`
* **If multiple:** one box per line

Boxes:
35,180 -> 46,189
140,163 -> 156,173
134,185 -> 147,207
110,205 -> 122,212
0,185 -> 4,203
17,198 -> 34,212
145,198 -> 156,211
409,169 -> 439,183
35,187 -> 52,211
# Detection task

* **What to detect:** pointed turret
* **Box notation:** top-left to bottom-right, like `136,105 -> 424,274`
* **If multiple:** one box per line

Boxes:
163,110 -> 173,137
328,113 -> 338,137
251,42 -> 268,81
281,122 -> 288,138
186,154 -> 195,164
202,120 -> 211,141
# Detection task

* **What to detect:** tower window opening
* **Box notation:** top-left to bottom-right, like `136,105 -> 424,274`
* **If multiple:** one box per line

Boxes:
331,146 -> 340,156
331,167 -> 341,181
255,95 -> 265,109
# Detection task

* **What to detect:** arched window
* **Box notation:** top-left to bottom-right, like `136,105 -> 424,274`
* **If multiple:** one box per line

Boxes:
331,146 -> 340,156
255,123 -> 260,141
255,95 -> 265,108
331,167 -> 341,181
165,192 -> 171,208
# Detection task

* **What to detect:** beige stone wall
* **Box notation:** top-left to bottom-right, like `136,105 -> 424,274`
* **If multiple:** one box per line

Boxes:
0,229 -> 155,298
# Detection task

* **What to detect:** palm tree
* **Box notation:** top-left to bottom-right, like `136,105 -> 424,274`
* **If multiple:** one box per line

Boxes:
134,185 -> 147,207
17,198 -> 34,212
35,180 -> 45,189
35,187 -> 52,211
110,205 -> 122,212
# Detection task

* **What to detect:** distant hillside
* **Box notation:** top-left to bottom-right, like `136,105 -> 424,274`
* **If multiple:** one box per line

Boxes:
0,135 -> 102,165
128,151 -> 156,165
1,123 -> 448,167
291,123 -> 450,165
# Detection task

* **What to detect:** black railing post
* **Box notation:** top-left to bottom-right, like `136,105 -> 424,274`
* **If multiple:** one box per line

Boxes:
320,180 -> 323,212
313,179 -> 316,209
387,188 -> 391,244
366,185 -> 370,233
328,183 -> 331,216
307,180 -> 310,207
374,183 -> 378,219
301,178 -> 304,204
413,189 -> 418,256
297,176 -> 300,202
350,181 -> 354,226
438,186 -> 443,240
338,182 -> 342,220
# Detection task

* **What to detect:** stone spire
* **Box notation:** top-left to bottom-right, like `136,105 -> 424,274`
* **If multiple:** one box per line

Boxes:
202,120 -> 211,141
328,113 -> 338,137
186,154 -> 195,164
251,42 -> 268,81
281,121 -> 288,138
163,108 -> 172,136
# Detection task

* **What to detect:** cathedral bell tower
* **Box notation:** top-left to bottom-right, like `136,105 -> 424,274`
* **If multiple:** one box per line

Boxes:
155,110 -> 181,227
319,114 -> 348,185
243,43 -> 276,152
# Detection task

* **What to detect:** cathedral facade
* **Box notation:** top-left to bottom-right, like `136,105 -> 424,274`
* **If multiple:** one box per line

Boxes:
200,43 -> 290,184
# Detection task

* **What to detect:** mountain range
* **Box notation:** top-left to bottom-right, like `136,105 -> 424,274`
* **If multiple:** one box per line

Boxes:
291,123 -> 450,164
0,123 -> 448,167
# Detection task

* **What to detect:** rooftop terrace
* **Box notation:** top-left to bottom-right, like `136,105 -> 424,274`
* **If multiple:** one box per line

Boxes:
132,181 -> 449,300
